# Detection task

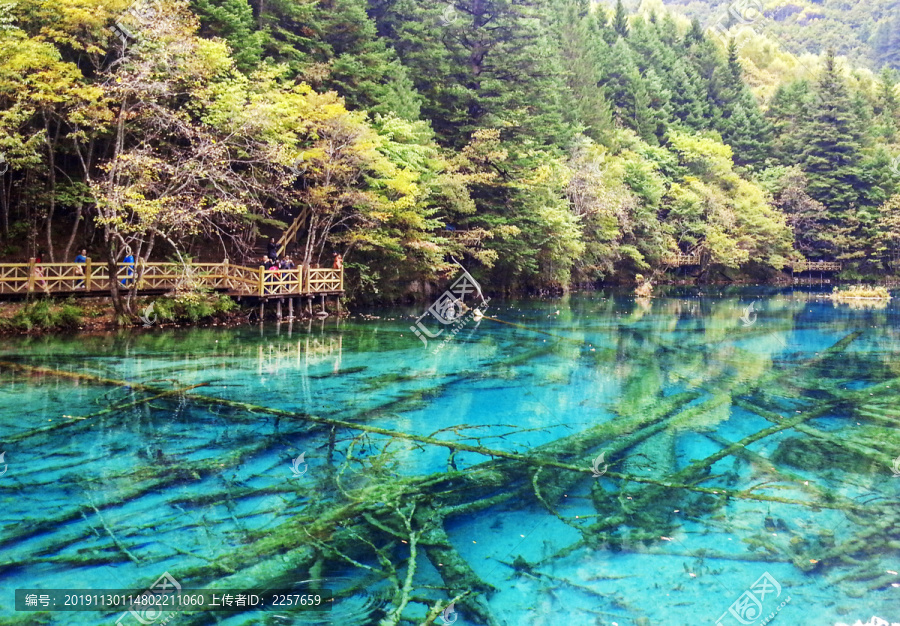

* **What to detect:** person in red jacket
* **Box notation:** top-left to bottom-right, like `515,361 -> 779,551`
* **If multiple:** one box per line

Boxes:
33,249 -> 47,291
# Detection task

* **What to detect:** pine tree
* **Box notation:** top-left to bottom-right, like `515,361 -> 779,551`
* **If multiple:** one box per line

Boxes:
686,35 -> 728,131
871,13 -> 900,70
640,16 -> 707,130
551,0 -> 615,145
595,4 -> 617,46
231,0 -> 423,119
667,62 -> 707,129
800,50 -> 866,215
876,67 -> 899,142
642,67 -> 672,142
191,0 -> 263,71
600,17 -> 672,144
612,0 -> 629,39
715,39 -> 772,167
684,18 -> 705,47
656,13 -> 679,47
767,80 -> 814,164
380,0 -> 574,148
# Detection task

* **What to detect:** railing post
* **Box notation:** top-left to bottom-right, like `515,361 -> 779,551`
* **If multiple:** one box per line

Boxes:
222,258 -> 229,289
340,266 -> 344,291
27,258 -> 35,292
258,266 -> 265,297
85,257 -> 92,291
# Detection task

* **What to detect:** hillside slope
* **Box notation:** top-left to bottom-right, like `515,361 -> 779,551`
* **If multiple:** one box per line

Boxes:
656,0 -> 900,70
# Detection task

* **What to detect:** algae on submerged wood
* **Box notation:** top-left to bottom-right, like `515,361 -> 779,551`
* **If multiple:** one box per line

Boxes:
2,310 -> 899,624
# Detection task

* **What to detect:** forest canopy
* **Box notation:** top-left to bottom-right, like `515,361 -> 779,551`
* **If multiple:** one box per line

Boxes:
0,0 -> 898,299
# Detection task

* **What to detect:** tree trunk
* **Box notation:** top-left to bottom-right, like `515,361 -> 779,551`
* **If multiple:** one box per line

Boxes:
44,116 -> 59,262
106,242 -> 125,318
62,203 -> 83,262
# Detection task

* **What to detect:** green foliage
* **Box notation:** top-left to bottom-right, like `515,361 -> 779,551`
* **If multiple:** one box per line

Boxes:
612,0 -> 629,38
663,0 -> 900,72
4,0 -> 900,302
800,51 -> 867,214
3,298 -> 82,332
191,0 -> 263,71
550,0 -> 615,145
249,0 -> 422,118
146,294 -> 238,324
380,0 -> 575,149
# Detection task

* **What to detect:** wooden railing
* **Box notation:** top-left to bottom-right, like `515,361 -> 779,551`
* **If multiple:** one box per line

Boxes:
259,268 -> 303,296
308,267 -> 342,293
662,252 -> 702,267
223,263 -> 263,293
276,206 -> 310,258
790,260 -> 842,272
0,259 -> 343,297
435,229 -> 488,247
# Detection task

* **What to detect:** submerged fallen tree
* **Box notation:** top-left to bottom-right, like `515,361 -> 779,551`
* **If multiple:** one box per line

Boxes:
2,328 -> 898,625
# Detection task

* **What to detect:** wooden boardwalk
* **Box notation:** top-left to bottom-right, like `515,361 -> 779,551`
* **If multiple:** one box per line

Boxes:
662,252 -> 702,267
0,259 -> 343,300
661,253 -> 842,273
435,229 -> 487,247
789,260 -> 842,272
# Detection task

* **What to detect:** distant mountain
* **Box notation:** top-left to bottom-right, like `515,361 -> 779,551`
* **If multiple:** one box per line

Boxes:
652,0 -> 900,71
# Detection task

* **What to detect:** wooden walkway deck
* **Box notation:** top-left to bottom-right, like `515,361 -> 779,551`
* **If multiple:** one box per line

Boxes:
661,253 -> 842,273
435,229 -> 487,247
662,252 -> 702,267
0,259 -> 343,300
789,260 -> 842,272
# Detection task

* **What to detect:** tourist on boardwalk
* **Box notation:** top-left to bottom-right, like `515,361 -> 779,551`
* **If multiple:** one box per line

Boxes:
267,238 -> 278,262
265,260 -> 280,294
122,251 -> 135,286
74,249 -> 87,288
332,252 -> 343,270
33,249 -> 47,291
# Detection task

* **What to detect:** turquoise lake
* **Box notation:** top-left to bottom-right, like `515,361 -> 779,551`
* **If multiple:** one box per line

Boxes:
1,288 -> 899,626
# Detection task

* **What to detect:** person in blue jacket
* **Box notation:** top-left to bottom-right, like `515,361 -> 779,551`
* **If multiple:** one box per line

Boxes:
74,249 -> 87,288
122,251 -> 135,286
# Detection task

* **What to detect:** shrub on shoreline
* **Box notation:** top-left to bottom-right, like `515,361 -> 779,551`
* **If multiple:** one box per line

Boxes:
830,285 -> 891,300
142,293 -> 240,325
1,298 -> 83,332
0,293 -> 241,334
